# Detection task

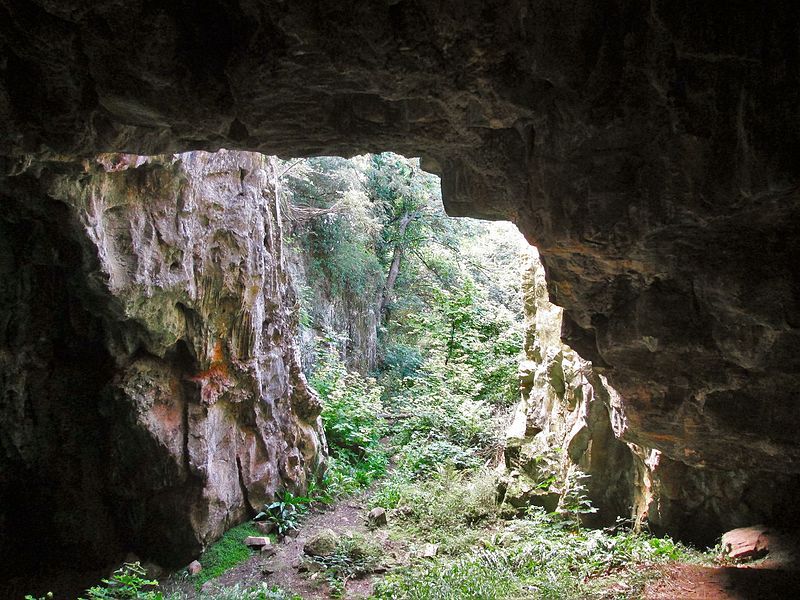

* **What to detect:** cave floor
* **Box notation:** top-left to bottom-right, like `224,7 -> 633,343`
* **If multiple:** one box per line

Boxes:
645,562 -> 800,599
161,486 -> 800,600
165,490 -> 394,599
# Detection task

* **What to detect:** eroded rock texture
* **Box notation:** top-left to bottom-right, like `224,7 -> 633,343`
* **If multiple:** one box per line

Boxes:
505,250 -> 800,544
0,151 -> 324,593
502,248 -> 642,522
1,0 -> 799,552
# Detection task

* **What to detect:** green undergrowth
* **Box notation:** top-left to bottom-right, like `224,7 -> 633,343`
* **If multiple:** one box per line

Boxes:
371,468 -> 705,599
194,522 -> 271,587
311,342 -> 388,497
307,534 -> 384,598
193,583 -> 302,600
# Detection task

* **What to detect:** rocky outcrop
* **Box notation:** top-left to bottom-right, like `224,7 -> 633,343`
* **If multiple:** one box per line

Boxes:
0,150 -> 324,593
502,248 -> 644,523
506,249 -> 800,544
2,0 -> 799,550
287,245 -> 379,375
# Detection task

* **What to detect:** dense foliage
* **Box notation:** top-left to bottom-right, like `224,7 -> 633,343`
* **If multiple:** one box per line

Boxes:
286,153 -> 525,486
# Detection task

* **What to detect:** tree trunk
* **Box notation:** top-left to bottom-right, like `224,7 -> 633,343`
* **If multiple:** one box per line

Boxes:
380,212 -> 415,325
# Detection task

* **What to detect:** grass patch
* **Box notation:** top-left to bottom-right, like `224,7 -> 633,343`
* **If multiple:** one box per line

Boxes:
375,512 -> 703,600
194,522 -> 269,587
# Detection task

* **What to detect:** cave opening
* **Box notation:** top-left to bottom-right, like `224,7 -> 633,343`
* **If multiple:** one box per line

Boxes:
0,146 -> 799,598
0,193 -> 122,597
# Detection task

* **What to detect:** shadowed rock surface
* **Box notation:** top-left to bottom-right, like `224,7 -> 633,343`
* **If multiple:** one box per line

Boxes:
504,247 -> 800,546
0,151 -> 324,595
1,0 -> 800,585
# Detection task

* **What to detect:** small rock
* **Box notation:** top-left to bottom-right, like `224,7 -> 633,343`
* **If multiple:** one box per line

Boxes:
721,525 -> 772,561
261,565 -> 276,576
255,521 -> 275,535
304,528 -> 338,557
261,544 -> 277,557
142,562 -> 164,578
285,527 -> 300,538
368,507 -> 388,528
422,543 -> 438,558
188,560 -> 202,576
244,536 -> 271,548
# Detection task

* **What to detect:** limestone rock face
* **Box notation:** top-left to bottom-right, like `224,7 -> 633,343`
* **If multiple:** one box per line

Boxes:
502,248 -> 642,523
506,249 -> 800,544
0,150 -> 324,591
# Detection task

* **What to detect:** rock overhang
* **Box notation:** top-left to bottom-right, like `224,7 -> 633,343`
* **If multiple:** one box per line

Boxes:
1,0 -> 800,475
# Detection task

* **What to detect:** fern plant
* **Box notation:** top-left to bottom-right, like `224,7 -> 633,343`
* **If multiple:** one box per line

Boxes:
79,562 -> 163,599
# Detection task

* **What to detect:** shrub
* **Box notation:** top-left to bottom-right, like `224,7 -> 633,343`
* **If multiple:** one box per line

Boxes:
306,534 -> 383,597
254,490 -> 311,537
79,562 -> 162,600
312,345 -> 385,457
311,344 -> 387,496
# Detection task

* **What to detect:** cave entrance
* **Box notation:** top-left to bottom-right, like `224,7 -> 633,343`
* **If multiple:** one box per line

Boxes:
283,149 -> 531,488
0,197 -> 121,597
4,149 -> 796,598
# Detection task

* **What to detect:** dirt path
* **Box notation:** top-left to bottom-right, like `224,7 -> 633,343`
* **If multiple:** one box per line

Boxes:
200,493 -> 396,599
645,563 -> 800,599
645,530 -> 800,600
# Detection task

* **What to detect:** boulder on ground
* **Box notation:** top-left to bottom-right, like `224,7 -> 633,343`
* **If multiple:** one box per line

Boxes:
721,525 -> 771,561
368,507 -> 388,528
303,529 -> 338,557
255,521 -> 275,535
188,560 -> 202,576
244,536 -> 271,548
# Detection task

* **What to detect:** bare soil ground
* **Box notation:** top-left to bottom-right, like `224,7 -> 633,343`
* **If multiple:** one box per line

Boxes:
192,493 -> 403,599
645,560 -> 800,599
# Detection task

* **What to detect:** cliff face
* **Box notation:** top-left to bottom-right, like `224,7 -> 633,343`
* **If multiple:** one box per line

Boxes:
0,151 -> 324,590
503,249 -> 644,522
507,250 -> 800,544
1,0 -> 800,558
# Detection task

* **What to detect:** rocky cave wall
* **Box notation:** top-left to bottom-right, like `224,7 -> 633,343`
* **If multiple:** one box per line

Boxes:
286,243 -> 380,375
502,248 -> 643,524
2,0 -> 800,558
0,150 -> 325,594
504,248 -> 800,544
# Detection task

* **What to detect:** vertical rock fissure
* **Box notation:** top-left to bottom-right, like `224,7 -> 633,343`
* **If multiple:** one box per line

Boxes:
235,455 -> 254,515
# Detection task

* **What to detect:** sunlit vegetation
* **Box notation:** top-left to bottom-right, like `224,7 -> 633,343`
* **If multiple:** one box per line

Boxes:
193,523 -> 268,587
287,153 -> 712,599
